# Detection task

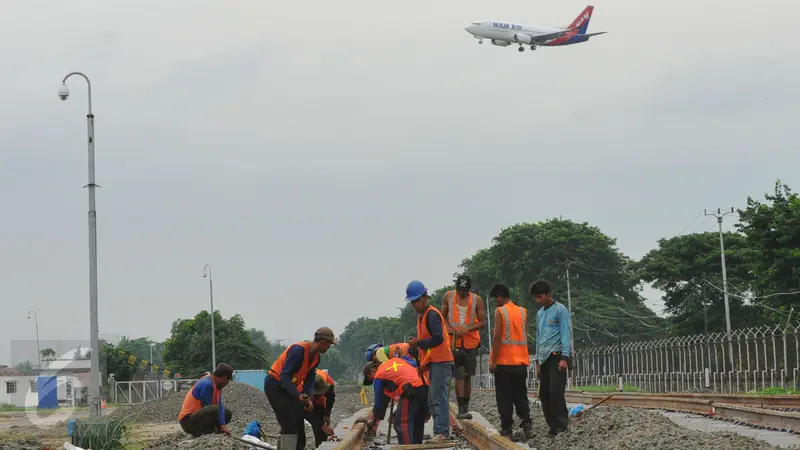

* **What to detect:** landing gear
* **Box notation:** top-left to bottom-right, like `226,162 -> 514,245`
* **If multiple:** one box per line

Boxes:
518,46 -> 525,52
530,45 -> 537,50
478,39 -> 483,44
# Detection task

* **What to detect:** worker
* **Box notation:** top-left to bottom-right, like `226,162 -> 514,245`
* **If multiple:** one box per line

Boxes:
365,342 -> 411,363
531,279 -> 572,437
178,363 -> 234,437
440,274 -> 486,420
405,279 -> 453,443
264,327 -> 337,450
298,369 -> 336,447
362,356 -> 427,445
488,284 -> 534,440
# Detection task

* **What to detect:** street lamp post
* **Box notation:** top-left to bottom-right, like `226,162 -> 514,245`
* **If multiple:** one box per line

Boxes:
27,310 -> 41,372
59,72 -> 102,419
202,265 -> 216,369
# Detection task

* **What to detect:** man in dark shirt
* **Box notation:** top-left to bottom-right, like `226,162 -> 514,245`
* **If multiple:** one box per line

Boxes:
406,280 -> 454,442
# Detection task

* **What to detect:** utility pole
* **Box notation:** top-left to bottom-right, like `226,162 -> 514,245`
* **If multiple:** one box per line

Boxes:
702,279 -> 708,335
617,319 -> 623,392
704,207 -> 735,366
557,260 -> 576,361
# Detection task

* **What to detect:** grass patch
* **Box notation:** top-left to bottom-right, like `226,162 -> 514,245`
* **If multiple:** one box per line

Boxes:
746,387 -> 800,395
575,384 -> 644,393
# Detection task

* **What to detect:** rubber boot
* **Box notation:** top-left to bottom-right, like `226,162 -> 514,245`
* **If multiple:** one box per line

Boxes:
522,423 -> 535,440
278,433 -> 298,450
456,398 -> 473,420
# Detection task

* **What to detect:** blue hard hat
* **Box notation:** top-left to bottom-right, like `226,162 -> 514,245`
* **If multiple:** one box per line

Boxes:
365,343 -> 382,361
406,280 -> 428,301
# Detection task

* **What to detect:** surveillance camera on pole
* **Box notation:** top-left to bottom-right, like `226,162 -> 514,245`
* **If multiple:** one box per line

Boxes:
58,84 -> 70,101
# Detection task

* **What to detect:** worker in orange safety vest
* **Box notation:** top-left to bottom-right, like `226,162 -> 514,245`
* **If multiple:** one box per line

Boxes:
489,283 -> 534,440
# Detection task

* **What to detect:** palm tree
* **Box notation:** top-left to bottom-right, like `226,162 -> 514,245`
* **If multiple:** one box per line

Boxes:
40,348 -> 56,367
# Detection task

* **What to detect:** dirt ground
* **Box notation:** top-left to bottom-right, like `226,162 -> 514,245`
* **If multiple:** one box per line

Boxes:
0,383 -> 367,450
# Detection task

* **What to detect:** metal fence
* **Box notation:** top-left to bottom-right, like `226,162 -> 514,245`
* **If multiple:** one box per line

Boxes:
474,323 -> 800,394
113,379 -> 198,405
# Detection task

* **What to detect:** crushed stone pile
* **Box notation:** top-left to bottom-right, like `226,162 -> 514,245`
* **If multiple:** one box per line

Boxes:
0,437 -> 42,450
110,382 -> 278,431
110,381 -> 365,450
467,391 -> 781,450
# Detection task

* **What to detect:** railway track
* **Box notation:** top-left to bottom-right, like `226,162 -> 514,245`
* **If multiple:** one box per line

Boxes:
322,404 -> 528,450
555,390 -> 800,434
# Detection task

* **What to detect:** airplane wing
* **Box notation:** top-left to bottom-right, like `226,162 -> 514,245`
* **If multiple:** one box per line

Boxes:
580,31 -> 608,38
528,26 -> 580,44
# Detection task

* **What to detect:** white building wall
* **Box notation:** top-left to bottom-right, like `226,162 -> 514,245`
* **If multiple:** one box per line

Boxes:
0,376 -> 38,408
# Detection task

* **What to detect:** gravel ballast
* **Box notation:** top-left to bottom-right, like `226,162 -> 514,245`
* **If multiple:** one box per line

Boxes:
109,381 -> 364,450
467,390 -> 782,450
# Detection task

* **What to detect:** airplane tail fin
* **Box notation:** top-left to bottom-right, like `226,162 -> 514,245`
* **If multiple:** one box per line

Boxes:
567,5 -> 594,35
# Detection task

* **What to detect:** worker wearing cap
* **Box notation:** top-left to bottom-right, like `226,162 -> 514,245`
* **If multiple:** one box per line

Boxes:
298,369 -> 336,447
440,274 -> 486,420
365,342 -> 412,363
178,363 -> 234,437
405,280 -> 453,443
488,284 -> 534,440
531,279 -> 571,437
362,356 -> 427,445
265,327 -> 337,450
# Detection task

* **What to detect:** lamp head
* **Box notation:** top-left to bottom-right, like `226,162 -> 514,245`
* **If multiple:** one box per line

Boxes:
58,84 -> 70,101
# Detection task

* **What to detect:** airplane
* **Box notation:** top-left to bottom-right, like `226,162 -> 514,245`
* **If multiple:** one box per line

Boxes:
464,5 -> 607,52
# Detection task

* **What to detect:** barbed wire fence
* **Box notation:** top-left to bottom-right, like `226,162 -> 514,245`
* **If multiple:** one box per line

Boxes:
474,322 -> 800,393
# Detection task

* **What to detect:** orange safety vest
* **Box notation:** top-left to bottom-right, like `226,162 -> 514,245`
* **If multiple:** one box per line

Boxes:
416,305 -> 454,370
298,369 -> 335,408
178,375 -> 220,421
445,290 -> 481,349
491,301 -> 530,366
388,343 -> 410,358
268,342 -> 320,392
374,357 -> 424,401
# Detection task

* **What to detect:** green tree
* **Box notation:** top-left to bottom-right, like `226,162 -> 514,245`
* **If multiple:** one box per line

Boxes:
118,337 -> 163,366
40,348 -> 56,366
736,180 -> 800,313
637,232 -> 766,335
15,361 -> 35,375
100,341 -> 137,381
458,218 -> 658,346
162,311 -> 268,377
246,328 -> 286,366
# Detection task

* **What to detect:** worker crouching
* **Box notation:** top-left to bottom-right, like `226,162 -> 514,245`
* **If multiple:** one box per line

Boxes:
177,363 -> 234,437
362,356 -> 428,445
299,369 -> 337,447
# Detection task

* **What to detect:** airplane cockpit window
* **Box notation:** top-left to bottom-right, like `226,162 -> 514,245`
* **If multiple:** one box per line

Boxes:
472,21 -> 482,25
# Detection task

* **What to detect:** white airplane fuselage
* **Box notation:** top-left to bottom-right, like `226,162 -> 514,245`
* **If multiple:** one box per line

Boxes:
464,7 -> 605,51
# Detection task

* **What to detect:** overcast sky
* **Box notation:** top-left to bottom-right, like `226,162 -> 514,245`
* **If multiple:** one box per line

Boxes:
2,0 -> 797,365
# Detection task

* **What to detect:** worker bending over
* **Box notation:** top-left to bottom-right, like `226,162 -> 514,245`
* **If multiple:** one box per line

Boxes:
441,274 -> 486,419
488,284 -> 534,440
406,280 -> 453,443
265,327 -> 337,450
362,356 -> 427,445
178,363 -> 234,437
299,369 -> 337,447
365,342 -> 411,363
532,279 -> 572,437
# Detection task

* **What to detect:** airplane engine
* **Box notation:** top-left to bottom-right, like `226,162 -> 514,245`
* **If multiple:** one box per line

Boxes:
490,39 -> 510,47
512,33 -> 533,44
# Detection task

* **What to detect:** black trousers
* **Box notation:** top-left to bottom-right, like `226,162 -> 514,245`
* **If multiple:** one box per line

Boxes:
264,381 -> 306,450
493,365 -> 531,432
539,355 -> 569,431
179,405 -> 232,436
304,404 -> 328,447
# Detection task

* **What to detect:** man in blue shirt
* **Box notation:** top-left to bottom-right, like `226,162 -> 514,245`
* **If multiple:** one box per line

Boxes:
178,363 -> 234,436
532,279 -> 572,437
